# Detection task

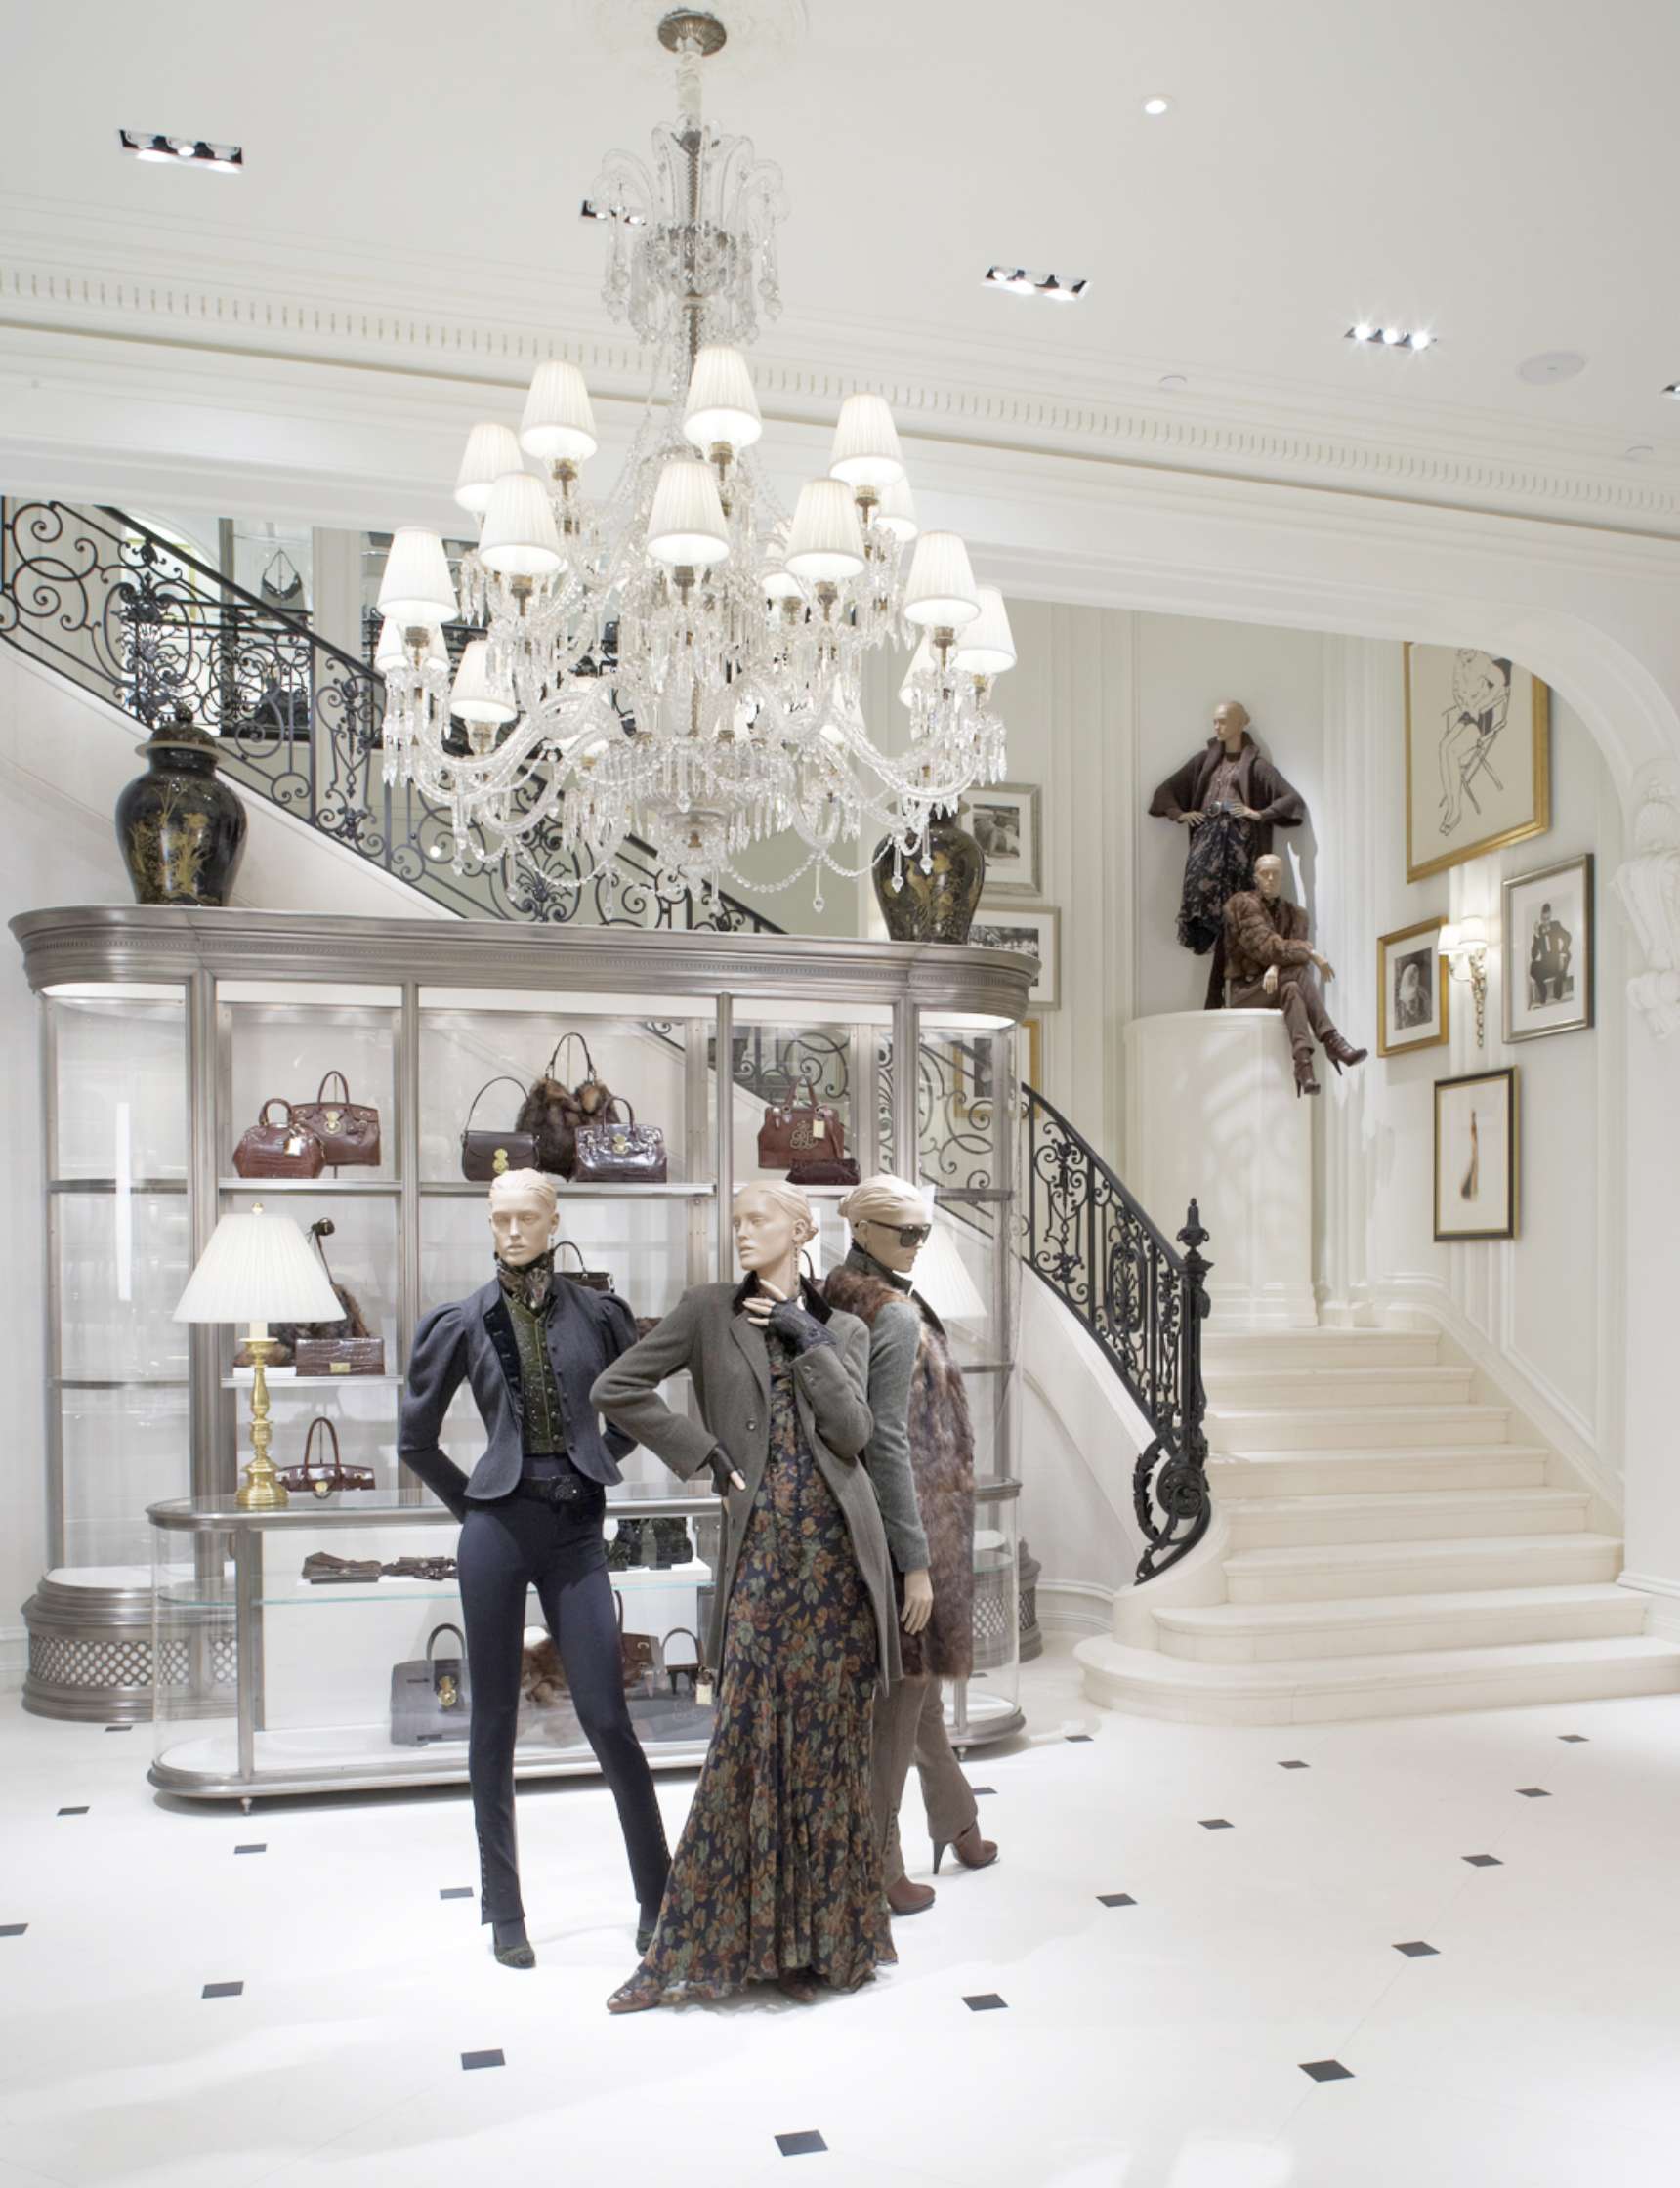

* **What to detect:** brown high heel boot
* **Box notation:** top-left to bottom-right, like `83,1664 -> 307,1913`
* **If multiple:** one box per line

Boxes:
1293,1054 -> 1321,1098
933,1819 -> 998,1874
1323,1031 -> 1368,1073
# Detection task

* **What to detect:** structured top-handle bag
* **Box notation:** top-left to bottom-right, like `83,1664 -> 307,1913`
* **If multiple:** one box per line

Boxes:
292,1071 -> 381,1169
556,1238 -> 615,1293
517,1031 -> 613,1177
756,1075 -> 845,1170
390,1623 -> 472,1746
232,1098 -> 325,1179
460,1076 -> 539,1182
277,1415 -> 377,1498
574,1097 -> 668,1184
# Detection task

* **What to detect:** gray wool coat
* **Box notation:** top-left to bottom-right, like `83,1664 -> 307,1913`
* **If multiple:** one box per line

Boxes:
590,1276 -> 903,1690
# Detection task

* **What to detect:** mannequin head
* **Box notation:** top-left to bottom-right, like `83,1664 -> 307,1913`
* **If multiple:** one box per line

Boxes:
1212,699 -> 1250,753
488,1169 -> 559,1267
732,1183 -> 817,1296
1254,852 -> 1284,904
839,1173 -> 934,1277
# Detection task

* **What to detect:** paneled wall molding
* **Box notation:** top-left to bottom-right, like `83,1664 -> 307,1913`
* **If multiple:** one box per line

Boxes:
1612,767 -> 1680,1040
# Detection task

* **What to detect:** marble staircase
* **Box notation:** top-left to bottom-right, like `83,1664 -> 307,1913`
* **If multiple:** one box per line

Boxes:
1076,1327 -> 1680,1723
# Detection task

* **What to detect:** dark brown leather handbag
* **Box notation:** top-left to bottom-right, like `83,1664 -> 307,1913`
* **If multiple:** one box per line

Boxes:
517,1032 -> 613,1178
277,1415 -> 377,1499
575,1098 -> 667,1184
787,1153 -> 861,1187
292,1072 -> 381,1169
757,1077 -> 845,1170
232,1098 -> 325,1179
295,1336 -> 386,1375
461,1077 -> 539,1182
557,1239 -> 614,1293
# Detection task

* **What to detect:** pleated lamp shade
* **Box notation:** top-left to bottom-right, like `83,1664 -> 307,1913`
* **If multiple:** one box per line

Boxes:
174,1208 -> 343,1327
907,1211 -> 988,1330
903,530 -> 981,628
828,392 -> 905,489
449,639 -> 518,727
683,345 -> 763,453
874,477 -> 919,543
520,360 -> 599,463
786,478 -> 865,583
953,587 -> 1017,675
375,615 -> 446,674
480,472 -> 564,579
646,459 -> 731,568
376,529 -> 457,624
453,422 -> 525,516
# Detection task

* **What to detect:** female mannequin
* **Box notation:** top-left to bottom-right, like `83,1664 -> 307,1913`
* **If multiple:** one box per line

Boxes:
398,1170 -> 669,1968
825,1176 -> 998,1914
591,1182 -> 899,2009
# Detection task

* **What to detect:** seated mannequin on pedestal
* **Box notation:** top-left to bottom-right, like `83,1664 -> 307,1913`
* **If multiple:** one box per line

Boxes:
1224,854 -> 1367,1097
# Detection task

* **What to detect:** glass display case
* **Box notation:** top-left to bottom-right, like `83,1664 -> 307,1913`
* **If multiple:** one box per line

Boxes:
13,907 -> 1029,1782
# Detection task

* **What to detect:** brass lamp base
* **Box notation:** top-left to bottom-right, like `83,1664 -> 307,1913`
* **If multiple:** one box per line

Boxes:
235,1336 -> 288,1510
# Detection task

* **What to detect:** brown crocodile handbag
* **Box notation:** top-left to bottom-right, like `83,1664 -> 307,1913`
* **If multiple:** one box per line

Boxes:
277,1415 -> 377,1499
232,1098 -> 325,1179
460,1076 -> 539,1182
292,1071 -> 381,1169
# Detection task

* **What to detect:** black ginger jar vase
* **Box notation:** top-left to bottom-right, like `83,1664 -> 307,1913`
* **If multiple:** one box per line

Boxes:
114,714 -> 248,907
871,809 -> 987,944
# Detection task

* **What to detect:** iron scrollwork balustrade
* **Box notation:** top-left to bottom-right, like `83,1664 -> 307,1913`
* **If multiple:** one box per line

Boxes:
0,498 -> 778,935
1024,1086 -> 1212,1582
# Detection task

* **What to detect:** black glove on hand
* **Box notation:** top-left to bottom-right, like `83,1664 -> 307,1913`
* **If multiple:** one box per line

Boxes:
766,1299 -> 834,1355
705,1446 -> 741,1495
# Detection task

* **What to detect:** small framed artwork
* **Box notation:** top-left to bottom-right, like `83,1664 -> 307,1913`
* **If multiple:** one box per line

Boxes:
1376,917 -> 1449,1056
960,782 -> 1040,895
1433,1067 -> 1519,1241
1503,853 -> 1593,1043
1405,643 -> 1550,882
970,905 -> 1060,1009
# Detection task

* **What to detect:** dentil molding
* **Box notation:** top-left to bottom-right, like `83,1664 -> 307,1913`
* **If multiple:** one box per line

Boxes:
1613,770 -> 1680,1039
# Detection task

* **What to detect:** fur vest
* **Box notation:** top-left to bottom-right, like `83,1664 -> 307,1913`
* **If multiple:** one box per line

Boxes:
823,1260 -> 975,1680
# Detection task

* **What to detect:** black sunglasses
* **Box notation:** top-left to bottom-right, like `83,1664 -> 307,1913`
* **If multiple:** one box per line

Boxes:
866,1220 -> 932,1247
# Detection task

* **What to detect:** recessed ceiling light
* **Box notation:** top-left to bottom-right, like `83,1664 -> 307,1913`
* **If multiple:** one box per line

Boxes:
119,128 -> 241,172
1625,443 -> 1655,461
984,265 -> 1087,302
1142,95 -> 1172,116
1346,323 -> 1435,353
1517,351 -> 1587,385
1158,372 -> 1188,391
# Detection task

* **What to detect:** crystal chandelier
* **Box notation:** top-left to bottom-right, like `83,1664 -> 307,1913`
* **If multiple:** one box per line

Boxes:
374,7 -> 1013,906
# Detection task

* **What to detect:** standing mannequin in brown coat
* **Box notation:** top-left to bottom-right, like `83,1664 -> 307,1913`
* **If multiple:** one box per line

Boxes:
1225,854 -> 1367,1096
1150,700 -> 1308,1009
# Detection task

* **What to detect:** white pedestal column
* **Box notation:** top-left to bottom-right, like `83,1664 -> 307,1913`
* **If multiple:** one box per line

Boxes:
1124,1010 -> 1316,1329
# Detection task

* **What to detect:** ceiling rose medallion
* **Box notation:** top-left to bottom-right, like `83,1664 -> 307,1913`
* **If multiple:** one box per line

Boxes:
376,8 -> 1011,908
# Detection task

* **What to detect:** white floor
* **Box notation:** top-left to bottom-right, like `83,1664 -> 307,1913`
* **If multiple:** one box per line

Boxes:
3,1646 -> 1679,2188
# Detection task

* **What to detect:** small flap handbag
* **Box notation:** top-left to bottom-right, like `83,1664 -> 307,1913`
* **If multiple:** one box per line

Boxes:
517,1032 -> 613,1178
556,1239 -> 614,1293
756,1076 -> 845,1170
574,1098 -> 668,1185
292,1071 -> 381,1169
390,1623 -> 472,1746
232,1098 -> 325,1179
460,1077 -> 540,1182
277,1415 -> 377,1499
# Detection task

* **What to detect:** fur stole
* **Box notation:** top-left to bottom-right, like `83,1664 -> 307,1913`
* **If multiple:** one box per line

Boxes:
823,1261 -> 976,1680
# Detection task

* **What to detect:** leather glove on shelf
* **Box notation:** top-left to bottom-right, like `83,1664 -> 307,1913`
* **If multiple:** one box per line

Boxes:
766,1299 -> 834,1354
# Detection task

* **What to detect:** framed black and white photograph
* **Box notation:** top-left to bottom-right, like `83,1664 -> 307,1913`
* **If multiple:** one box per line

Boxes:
960,782 -> 1040,895
1405,643 -> 1550,882
970,905 -> 1060,1009
1502,853 -> 1593,1043
1376,916 -> 1449,1056
1433,1067 -> 1519,1241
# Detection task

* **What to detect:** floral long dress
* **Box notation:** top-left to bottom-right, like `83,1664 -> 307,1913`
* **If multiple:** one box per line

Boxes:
608,1327 -> 894,2008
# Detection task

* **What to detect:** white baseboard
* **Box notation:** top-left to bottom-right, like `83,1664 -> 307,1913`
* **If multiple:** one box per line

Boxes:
1617,1573 -> 1680,1640
0,1624 -> 27,1695
1036,1578 -> 1117,1637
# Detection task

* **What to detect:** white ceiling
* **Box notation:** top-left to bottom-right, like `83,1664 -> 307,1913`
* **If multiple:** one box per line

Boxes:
3,0 -> 1679,473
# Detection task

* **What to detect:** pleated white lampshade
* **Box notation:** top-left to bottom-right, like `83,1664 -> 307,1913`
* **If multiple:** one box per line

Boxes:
874,477 -> 919,543
903,530 -> 981,628
898,633 -> 935,705
174,1208 -> 343,1327
449,639 -> 518,727
829,392 -> 905,489
480,472 -> 564,579
909,1212 -> 988,1329
683,345 -> 763,453
786,479 -> 865,583
375,615 -> 448,675
646,459 -> 731,568
453,422 -> 525,516
376,529 -> 457,624
953,587 -> 1017,675
520,359 -> 598,463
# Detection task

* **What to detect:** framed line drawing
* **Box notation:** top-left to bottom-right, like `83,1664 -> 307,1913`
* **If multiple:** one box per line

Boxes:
1433,1067 -> 1519,1241
1405,644 -> 1550,883
1503,852 -> 1593,1043
1376,916 -> 1449,1056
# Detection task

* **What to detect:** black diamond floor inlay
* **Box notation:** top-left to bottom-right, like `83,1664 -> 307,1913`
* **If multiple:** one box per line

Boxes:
1199,1818 -> 1234,1830
1559,1735 -> 1589,1744
1463,1854 -> 1503,1868
776,2132 -> 827,2157
57,1807 -> 88,1818
1097,1893 -> 1136,1908
1517,1788 -> 1551,1799
440,1887 -> 474,1901
461,2049 -> 504,2071
104,1725 -> 132,1734
971,1787 -> 997,1797
964,1993 -> 1008,2012
1,1924 -> 26,1938
201,1981 -> 243,1999
1394,1940 -> 1439,1957
1278,1759 -> 1311,1770
1065,1733 -> 1093,1744
1300,2059 -> 1354,2083
233,1844 -> 266,1856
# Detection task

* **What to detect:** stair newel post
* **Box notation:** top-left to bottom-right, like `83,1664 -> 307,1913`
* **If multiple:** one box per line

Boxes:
1177,1197 -> 1212,1480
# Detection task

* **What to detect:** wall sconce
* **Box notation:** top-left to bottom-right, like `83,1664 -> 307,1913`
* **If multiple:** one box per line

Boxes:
1440,915 -> 1489,1047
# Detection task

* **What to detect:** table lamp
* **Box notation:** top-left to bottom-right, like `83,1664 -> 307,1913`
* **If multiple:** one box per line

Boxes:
174,1203 -> 344,1509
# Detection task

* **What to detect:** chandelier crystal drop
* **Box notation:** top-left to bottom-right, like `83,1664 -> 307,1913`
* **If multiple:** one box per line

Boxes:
374,7 -> 1011,904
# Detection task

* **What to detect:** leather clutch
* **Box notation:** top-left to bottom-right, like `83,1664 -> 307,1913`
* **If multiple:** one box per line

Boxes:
294,1336 -> 386,1375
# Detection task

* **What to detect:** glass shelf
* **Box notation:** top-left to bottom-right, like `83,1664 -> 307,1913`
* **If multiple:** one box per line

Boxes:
49,1177 -> 188,1196
218,1177 -> 403,1196
417,1179 -> 716,1199
223,1373 -> 404,1390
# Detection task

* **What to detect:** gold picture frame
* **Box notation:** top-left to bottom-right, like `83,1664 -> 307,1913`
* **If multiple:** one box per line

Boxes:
1405,644 -> 1550,883
1376,916 -> 1449,1056
1433,1067 -> 1519,1241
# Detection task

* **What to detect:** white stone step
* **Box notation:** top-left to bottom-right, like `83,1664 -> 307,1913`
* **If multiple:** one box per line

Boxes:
1208,1402 -> 1512,1452
1203,1329 -> 1442,1368
1155,1583 -> 1648,1663
1221,1485 -> 1588,1550
1207,1446 -> 1550,1496
1203,1364 -> 1475,1410
1077,1632 -> 1680,1725
1224,1531 -> 1622,1603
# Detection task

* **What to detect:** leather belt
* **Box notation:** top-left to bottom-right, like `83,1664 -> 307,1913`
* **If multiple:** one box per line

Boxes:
513,1472 -> 601,1511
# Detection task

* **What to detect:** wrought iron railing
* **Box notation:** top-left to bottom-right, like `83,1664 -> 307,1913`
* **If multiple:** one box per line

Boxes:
1023,1086 -> 1212,1581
